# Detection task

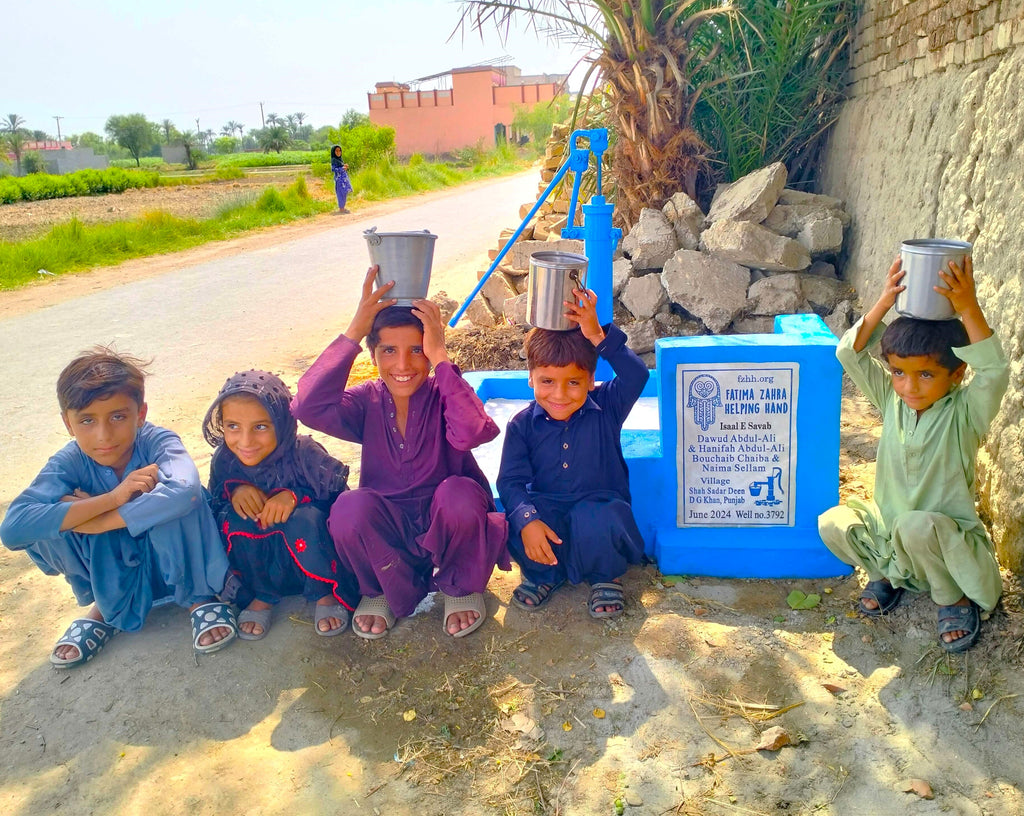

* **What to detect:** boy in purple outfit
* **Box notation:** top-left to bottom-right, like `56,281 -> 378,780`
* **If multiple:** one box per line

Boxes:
497,288 -> 649,619
291,266 -> 509,639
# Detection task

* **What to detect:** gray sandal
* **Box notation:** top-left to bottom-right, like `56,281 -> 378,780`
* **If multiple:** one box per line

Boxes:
236,606 -> 272,641
314,602 -> 350,637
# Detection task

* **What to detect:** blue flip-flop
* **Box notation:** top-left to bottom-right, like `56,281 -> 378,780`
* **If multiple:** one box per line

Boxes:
190,601 -> 238,654
50,618 -> 118,669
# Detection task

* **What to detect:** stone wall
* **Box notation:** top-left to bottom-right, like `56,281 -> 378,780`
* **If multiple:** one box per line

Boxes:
821,0 -> 1024,570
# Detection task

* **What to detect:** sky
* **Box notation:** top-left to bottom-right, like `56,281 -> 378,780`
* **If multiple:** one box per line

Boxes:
3,0 -> 592,140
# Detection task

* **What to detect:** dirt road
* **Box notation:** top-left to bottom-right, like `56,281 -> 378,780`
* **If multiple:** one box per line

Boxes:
1,176 -> 1023,816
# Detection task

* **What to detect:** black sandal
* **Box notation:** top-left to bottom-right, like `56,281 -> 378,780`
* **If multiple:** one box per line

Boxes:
858,579 -> 903,616
589,582 -> 625,619
511,579 -> 564,612
937,602 -> 981,653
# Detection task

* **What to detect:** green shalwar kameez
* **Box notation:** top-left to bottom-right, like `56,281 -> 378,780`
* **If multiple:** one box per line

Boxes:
818,319 -> 1008,612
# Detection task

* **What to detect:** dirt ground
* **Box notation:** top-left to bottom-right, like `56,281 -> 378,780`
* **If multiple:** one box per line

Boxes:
1,184 -> 1023,816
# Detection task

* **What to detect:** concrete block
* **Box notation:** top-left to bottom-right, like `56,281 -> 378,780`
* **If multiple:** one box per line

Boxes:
661,250 -> 750,333
799,273 -> 855,312
612,257 -> 633,298
747,273 -> 805,315
503,293 -> 529,327
511,239 -> 585,270
621,274 -> 669,321
621,208 -> 680,270
702,219 -> 812,272
662,192 -> 704,251
706,162 -> 788,224
797,216 -> 845,256
621,320 -> 659,354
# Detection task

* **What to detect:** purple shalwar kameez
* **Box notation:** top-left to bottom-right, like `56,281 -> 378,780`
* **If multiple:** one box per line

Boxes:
291,333 -> 509,617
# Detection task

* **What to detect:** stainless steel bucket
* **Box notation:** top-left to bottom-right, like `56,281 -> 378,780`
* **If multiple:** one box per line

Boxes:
896,239 -> 972,321
527,251 -> 589,331
364,227 -> 438,305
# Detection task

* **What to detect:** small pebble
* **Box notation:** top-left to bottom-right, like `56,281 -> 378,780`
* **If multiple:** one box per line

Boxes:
625,791 -> 643,807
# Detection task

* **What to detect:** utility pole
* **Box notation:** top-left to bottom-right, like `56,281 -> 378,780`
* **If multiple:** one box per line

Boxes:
53,115 -> 63,142
259,102 -> 265,128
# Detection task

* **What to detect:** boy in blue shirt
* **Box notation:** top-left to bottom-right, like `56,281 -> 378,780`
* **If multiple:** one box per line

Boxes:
497,288 -> 649,619
1,348 -> 238,668
818,256 -> 1008,652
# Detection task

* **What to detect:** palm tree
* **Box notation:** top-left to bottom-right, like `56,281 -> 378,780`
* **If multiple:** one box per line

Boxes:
223,120 -> 245,144
258,124 -> 291,154
161,118 -> 177,144
292,112 -> 306,127
2,113 -> 29,175
266,112 -> 281,127
456,1 -> 727,226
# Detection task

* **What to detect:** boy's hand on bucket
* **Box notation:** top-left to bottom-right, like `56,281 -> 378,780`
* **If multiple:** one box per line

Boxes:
346,265 -> 397,343
411,298 -> 450,366
522,519 -> 562,566
937,255 -> 978,314
566,288 -> 605,346
875,256 -> 906,313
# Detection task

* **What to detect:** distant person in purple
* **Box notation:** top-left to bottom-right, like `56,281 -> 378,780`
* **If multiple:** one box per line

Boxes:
291,266 -> 509,639
330,144 -> 352,214
497,289 -> 649,620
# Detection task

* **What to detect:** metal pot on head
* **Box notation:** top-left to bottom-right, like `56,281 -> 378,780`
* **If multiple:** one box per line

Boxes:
364,227 -> 438,306
896,239 -> 972,321
527,251 -> 589,331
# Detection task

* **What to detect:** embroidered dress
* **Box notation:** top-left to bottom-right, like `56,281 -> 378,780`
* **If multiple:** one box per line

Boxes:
818,320 -> 1009,611
0,423 -> 228,632
497,324 -> 650,586
204,371 -> 359,609
291,334 -> 510,617
330,144 -> 352,210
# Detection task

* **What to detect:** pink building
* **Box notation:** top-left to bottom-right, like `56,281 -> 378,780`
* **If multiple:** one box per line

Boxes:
368,64 -> 567,156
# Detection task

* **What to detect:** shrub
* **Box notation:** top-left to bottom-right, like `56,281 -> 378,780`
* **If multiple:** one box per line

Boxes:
213,165 -> 245,181
287,175 -> 309,200
21,152 -> 48,174
256,187 -> 287,212
325,123 -> 395,172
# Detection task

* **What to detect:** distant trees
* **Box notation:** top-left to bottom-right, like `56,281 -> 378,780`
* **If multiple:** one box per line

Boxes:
161,119 -> 178,144
257,123 -> 291,153
2,113 -> 28,174
341,109 -> 370,129
105,113 -> 159,166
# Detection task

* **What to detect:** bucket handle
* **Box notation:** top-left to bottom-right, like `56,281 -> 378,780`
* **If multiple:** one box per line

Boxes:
364,226 -> 382,246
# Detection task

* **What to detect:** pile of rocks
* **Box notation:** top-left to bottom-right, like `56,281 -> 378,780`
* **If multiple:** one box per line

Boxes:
464,160 -> 857,366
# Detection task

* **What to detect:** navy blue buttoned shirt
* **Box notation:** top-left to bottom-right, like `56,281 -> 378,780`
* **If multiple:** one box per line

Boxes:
497,323 -> 650,536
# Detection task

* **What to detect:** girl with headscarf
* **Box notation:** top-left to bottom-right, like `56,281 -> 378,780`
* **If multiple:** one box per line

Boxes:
330,144 -> 353,213
204,370 -> 359,640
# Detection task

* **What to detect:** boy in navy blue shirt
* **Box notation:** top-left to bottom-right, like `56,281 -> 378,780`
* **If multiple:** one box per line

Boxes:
497,287 -> 649,619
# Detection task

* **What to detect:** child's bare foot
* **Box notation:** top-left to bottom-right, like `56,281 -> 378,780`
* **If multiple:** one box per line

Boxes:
446,609 -> 479,634
315,596 -> 346,633
189,602 -> 234,647
354,614 -> 389,636
442,592 -> 486,637
53,605 -> 104,662
240,599 -> 273,637
352,596 -> 396,640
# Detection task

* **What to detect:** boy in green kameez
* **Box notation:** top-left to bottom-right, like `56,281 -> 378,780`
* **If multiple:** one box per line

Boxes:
818,255 -> 1008,653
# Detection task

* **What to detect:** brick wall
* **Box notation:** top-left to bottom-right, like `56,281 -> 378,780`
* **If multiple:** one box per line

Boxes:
848,0 -> 1024,94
